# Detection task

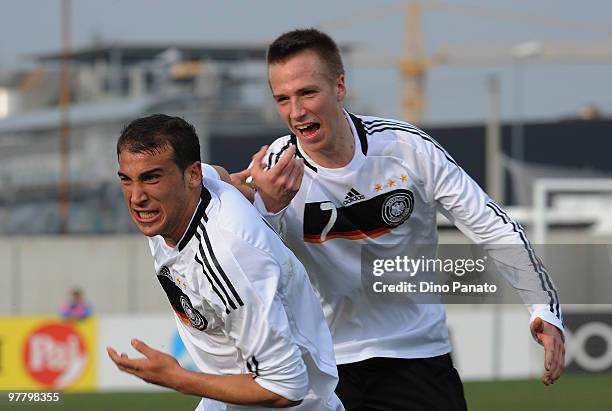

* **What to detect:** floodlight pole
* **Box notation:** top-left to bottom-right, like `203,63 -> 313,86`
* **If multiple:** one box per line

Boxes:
510,41 -> 542,205
486,74 -> 503,203
58,0 -> 71,234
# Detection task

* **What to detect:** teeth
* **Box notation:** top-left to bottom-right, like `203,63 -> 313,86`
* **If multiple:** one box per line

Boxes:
139,211 -> 156,218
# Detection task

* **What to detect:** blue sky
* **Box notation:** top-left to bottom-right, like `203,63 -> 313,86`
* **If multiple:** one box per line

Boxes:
1,0 -> 610,124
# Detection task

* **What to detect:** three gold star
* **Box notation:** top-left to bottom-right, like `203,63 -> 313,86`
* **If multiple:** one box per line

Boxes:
373,174 -> 407,192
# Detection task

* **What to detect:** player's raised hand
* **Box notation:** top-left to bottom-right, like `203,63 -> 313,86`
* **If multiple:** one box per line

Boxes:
530,317 -> 565,386
107,339 -> 183,389
249,144 -> 304,213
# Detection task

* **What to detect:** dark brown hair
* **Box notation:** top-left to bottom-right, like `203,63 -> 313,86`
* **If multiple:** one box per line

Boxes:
267,28 -> 344,79
117,114 -> 201,172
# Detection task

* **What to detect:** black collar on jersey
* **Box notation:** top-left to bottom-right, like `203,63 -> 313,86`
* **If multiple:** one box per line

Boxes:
177,184 -> 212,252
289,113 -> 369,174
348,112 -> 368,155
289,134 -> 318,172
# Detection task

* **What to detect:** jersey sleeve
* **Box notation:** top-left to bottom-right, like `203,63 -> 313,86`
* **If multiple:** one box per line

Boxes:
196,220 -> 308,401
253,191 -> 288,236
412,132 -> 564,334
202,163 -> 220,180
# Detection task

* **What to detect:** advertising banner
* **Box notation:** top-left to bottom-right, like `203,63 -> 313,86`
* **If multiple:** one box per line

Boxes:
565,313 -> 612,373
0,317 -> 97,391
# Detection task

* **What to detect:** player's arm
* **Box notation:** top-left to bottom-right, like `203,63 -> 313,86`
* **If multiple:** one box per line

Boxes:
210,165 -> 231,184
412,133 -> 565,385
107,341 -> 299,407
215,226 -> 310,403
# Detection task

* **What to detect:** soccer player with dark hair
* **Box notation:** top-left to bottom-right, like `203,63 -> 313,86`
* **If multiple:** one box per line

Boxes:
109,114 -> 343,410
233,29 -> 565,410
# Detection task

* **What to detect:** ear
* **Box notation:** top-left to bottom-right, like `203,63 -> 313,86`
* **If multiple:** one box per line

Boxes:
336,73 -> 346,102
186,161 -> 202,189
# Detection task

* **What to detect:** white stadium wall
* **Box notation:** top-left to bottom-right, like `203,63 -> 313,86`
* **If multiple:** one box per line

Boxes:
0,235 -> 168,315
445,305 -> 540,380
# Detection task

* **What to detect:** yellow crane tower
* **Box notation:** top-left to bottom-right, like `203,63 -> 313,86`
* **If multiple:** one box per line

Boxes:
400,1 -> 427,125
320,0 -> 612,125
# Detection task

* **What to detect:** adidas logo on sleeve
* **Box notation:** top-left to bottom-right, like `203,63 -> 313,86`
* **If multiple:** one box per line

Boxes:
343,188 -> 366,205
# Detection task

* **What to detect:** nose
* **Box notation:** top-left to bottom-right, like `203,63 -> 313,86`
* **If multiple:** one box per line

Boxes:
289,98 -> 306,121
130,183 -> 149,206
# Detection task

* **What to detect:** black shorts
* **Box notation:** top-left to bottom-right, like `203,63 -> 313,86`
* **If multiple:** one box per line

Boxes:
335,354 -> 467,411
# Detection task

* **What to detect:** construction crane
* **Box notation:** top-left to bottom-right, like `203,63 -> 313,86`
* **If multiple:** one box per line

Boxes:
319,0 -> 612,125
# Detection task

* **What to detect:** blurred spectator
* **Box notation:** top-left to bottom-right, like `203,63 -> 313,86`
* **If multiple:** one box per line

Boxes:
59,288 -> 92,321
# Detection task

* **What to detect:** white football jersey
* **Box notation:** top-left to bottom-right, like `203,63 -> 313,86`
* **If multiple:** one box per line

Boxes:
255,110 -> 563,365
148,166 -> 343,411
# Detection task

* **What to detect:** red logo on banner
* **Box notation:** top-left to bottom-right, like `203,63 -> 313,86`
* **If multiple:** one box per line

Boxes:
23,322 -> 88,388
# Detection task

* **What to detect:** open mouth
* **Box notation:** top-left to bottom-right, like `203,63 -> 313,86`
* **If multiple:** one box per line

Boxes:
295,123 -> 321,139
135,209 -> 160,223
